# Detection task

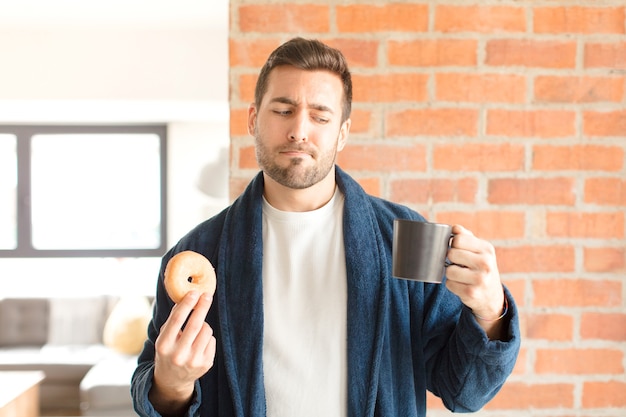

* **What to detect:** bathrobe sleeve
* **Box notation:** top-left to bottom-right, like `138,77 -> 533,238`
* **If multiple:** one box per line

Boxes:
130,250 -> 207,417
131,209 -> 230,417
420,282 -> 520,412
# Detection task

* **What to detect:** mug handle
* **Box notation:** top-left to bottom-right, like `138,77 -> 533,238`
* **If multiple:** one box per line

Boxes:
444,233 -> 462,268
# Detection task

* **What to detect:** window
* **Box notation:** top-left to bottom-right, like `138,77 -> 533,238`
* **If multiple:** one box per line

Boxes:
0,134 -> 17,250
0,125 -> 167,257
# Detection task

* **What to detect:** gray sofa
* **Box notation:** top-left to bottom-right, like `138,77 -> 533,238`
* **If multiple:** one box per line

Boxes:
0,296 -> 146,416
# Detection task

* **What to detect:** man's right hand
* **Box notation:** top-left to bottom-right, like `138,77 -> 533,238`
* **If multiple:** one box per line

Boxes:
149,291 -> 216,416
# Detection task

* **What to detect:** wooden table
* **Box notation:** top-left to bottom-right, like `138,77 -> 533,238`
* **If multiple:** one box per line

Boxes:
0,371 -> 45,417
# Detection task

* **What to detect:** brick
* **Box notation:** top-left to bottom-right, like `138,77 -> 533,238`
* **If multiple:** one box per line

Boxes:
583,381 -> 626,408
525,313 -> 573,341
583,110 -> 626,137
435,5 -> 526,33
337,144 -> 426,172
229,38 -> 281,67
229,176 -> 253,201
390,178 -> 478,205
581,313 -> 626,341
546,212 -> 624,239
238,73 -> 258,104
230,108 -> 250,136
487,109 -> 576,138
388,39 -> 478,67
534,75 -> 624,103
533,279 -> 622,307
584,178 -> 626,205
336,4 -> 428,33
238,4 -> 329,33
435,211 -> 525,240
238,145 -> 257,170
436,73 -> 526,103
486,39 -> 577,68
433,143 -> 525,171
585,42 -> 626,69
352,73 -> 428,102
325,39 -> 379,68
534,7 -> 625,34
347,109 -> 372,135
354,177 -> 380,197
511,347 -> 527,375
504,279 -> 526,307
386,109 -> 478,137
488,177 -> 576,205
535,348 -> 623,374
485,382 -> 574,409
584,247 -> 626,273
496,246 -> 575,273
533,145 -> 624,171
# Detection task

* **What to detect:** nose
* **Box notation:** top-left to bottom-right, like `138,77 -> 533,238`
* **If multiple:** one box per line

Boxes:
287,113 -> 308,142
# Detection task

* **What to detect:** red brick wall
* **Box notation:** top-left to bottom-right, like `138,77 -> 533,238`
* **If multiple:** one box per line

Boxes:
229,2 -> 626,415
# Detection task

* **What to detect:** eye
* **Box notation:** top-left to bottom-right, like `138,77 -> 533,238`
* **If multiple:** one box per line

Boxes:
313,116 -> 330,124
272,109 -> 292,116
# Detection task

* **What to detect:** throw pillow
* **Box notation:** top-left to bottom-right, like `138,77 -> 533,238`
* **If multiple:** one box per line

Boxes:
102,295 -> 152,355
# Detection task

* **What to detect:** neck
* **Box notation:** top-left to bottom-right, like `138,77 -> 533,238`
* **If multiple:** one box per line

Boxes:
262,167 -> 337,212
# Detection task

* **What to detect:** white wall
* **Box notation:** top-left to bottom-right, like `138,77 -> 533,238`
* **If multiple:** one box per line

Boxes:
168,122 -> 229,245
0,3 -> 230,296
0,28 -> 222,101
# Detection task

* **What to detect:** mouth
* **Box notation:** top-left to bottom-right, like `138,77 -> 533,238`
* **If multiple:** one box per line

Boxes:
279,147 -> 312,158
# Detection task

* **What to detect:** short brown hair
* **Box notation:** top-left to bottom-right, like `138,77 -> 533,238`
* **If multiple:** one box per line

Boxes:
254,37 -> 352,123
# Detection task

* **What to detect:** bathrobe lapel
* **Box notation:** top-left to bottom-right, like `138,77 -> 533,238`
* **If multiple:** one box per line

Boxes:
215,171 -> 266,416
339,169 -> 390,417
215,167 -> 389,417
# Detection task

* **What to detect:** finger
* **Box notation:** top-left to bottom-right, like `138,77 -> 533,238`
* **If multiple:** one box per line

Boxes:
445,275 -> 471,296
203,335 -> 217,369
204,334 -> 217,359
449,225 -> 481,261
446,259 -> 483,285
158,291 -> 201,345
451,227 -> 486,254
177,293 -> 213,347
448,246 -> 494,273
449,226 -> 496,266
191,322 -> 213,353
189,324 -> 216,368
451,224 -> 472,237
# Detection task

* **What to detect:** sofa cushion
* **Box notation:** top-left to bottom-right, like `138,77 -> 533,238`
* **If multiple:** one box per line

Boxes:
80,354 -> 137,412
0,298 -> 49,347
47,297 -> 111,345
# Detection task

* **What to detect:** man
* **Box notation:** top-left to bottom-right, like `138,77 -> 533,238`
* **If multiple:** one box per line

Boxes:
132,37 -> 520,417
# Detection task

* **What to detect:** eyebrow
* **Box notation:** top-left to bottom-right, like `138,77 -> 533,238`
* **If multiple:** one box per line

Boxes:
269,97 -> 335,114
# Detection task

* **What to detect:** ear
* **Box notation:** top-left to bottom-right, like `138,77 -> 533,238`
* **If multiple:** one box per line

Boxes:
337,118 -> 351,152
247,104 -> 257,136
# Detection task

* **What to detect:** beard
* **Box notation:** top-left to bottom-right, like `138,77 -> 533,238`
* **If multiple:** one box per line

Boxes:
254,129 -> 339,190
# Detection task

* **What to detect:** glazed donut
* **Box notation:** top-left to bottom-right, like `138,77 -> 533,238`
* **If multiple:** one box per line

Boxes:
164,250 -> 216,303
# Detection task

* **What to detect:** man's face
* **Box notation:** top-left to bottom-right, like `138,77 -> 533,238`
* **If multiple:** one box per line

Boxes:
248,66 -> 350,190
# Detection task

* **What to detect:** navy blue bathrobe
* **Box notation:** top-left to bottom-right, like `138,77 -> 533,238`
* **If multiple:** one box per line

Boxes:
132,166 -> 521,417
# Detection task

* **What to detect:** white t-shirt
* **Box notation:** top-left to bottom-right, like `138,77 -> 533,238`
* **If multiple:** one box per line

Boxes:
262,188 -> 347,417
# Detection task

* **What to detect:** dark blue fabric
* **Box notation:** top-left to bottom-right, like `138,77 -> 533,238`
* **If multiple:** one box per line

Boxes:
131,166 -> 521,417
